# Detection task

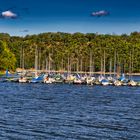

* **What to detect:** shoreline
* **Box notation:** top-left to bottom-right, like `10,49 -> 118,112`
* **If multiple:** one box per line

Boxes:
1,69 -> 140,76
16,69 -> 140,76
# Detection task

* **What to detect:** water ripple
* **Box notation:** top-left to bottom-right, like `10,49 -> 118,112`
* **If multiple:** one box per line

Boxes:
0,82 -> 140,139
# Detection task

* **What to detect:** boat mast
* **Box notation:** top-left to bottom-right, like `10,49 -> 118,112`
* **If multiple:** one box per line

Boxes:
93,56 -> 95,76
100,56 -> 103,76
131,47 -> 134,79
89,51 -> 92,76
20,45 -> 25,69
38,48 -> 41,70
109,59 -> 112,77
46,57 -> 48,71
61,58 -> 64,71
80,58 -> 83,73
116,52 -> 120,78
22,46 -> 25,69
20,45 -> 22,68
76,59 -> 79,73
103,50 -> 106,76
100,46 -> 103,76
114,49 -> 116,78
48,52 -> 51,74
35,45 -> 38,70
129,50 -> 132,80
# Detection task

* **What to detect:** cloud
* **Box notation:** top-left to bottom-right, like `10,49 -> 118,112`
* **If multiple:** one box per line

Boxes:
20,29 -> 29,32
1,10 -> 17,19
0,6 -> 29,20
91,10 -> 110,17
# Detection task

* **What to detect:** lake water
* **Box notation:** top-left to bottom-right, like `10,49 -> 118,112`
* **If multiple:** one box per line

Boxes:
0,82 -> 140,139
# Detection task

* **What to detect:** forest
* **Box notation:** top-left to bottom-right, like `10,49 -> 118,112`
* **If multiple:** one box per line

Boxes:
0,32 -> 140,73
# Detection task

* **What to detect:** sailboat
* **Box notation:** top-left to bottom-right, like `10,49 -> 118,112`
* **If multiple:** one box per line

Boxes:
73,73 -> 83,84
18,76 -> 27,83
100,50 -> 109,86
4,69 -> 20,82
29,73 -> 46,83
128,80 -> 137,86
86,51 -> 95,85
128,49 -> 137,86
44,74 -> 55,83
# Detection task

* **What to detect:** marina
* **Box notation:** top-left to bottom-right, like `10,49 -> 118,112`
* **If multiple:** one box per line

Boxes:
1,70 -> 140,87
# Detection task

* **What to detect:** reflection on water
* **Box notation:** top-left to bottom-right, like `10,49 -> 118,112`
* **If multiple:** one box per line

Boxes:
0,82 -> 140,139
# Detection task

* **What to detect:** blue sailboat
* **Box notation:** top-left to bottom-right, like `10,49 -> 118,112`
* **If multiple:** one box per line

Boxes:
3,69 -> 20,82
30,73 -> 46,83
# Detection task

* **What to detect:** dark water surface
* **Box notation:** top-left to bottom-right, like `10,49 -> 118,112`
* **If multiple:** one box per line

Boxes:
0,82 -> 140,140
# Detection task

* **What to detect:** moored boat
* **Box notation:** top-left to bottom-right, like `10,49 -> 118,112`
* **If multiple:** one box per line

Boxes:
101,79 -> 109,86
29,73 -> 46,83
128,80 -> 137,86
86,76 -> 95,85
73,78 -> 82,84
114,80 -> 122,86
19,76 -> 27,83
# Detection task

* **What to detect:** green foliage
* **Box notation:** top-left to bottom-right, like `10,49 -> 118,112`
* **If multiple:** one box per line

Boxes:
0,32 -> 140,72
0,40 -> 16,70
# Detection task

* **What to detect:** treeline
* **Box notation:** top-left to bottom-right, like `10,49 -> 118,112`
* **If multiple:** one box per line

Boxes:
0,32 -> 140,72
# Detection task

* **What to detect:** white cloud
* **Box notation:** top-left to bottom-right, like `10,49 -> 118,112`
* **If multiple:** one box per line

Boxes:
1,10 -> 17,18
91,10 -> 109,17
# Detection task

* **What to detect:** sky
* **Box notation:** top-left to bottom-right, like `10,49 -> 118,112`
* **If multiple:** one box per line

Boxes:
0,0 -> 140,36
